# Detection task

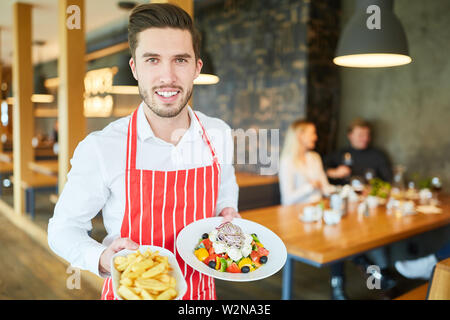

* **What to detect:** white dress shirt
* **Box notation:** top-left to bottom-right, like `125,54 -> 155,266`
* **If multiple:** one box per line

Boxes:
48,103 -> 239,277
278,151 -> 334,205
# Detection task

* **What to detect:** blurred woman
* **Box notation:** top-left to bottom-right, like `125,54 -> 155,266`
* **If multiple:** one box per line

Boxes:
279,119 -> 334,205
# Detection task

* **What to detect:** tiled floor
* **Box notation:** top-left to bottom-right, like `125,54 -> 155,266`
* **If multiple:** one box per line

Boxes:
0,186 -> 428,300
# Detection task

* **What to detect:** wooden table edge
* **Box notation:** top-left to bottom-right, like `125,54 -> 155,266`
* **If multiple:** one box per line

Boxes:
285,216 -> 450,267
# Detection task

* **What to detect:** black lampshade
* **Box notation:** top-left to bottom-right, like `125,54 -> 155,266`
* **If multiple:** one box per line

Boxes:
195,30 -> 219,85
334,0 -> 411,67
33,64 -> 54,103
34,64 -> 48,95
113,53 -> 137,86
110,53 -> 138,95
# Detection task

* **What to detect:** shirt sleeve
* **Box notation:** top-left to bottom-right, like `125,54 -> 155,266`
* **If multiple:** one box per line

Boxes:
213,124 -> 239,215
278,158 -> 316,205
48,133 -> 110,278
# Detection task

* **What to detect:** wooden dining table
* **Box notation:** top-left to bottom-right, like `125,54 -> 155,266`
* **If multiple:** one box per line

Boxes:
28,160 -> 58,177
240,195 -> 450,299
0,151 -> 12,163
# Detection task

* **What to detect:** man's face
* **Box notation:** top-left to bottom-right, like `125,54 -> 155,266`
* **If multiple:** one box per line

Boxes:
129,28 -> 202,118
347,126 -> 371,150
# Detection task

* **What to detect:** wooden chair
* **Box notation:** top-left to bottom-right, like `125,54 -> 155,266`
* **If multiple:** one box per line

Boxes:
395,283 -> 428,300
395,257 -> 450,300
427,257 -> 450,300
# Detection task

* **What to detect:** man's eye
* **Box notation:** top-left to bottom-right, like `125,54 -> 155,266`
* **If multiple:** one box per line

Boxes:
176,58 -> 187,63
146,58 -> 158,63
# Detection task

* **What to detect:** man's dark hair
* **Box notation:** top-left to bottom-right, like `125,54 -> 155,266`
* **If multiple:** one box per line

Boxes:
347,118 -> 371,134
128,3 -> 201,60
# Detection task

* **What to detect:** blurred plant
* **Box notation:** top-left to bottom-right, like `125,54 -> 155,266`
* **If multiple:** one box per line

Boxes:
369,178 -> 391,198
409,172 -> 432,190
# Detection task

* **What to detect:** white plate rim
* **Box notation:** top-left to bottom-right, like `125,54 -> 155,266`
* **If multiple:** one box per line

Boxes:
176,217 -> 287,282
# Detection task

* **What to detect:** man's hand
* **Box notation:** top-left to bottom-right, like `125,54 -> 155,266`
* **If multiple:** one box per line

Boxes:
327,165 -> 351,179
99,237 -> 139,275
219,207 -> 241,222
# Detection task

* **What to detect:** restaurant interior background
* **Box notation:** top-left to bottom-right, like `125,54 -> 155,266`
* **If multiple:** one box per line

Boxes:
0,0 -> 449,300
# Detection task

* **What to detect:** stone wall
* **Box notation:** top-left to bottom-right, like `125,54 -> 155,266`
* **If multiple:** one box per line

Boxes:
194,0 -> 310,174
194,0 -> 341,174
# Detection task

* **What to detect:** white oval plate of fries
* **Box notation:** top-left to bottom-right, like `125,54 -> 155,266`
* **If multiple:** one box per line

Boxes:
176,217 -> 287,282
111,245 -> 187,300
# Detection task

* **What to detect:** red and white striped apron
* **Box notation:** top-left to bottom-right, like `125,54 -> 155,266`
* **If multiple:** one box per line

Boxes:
101,107 -> 220,300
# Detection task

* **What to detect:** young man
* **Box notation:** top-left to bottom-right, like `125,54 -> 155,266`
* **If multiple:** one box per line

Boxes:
325,118 -> 392,185
48,3 -> 239,300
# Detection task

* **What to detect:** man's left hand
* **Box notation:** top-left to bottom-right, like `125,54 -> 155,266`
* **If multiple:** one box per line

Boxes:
219,207 -> 241,222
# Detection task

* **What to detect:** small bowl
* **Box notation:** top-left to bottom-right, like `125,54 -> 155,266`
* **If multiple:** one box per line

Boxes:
111,245 -> 188,300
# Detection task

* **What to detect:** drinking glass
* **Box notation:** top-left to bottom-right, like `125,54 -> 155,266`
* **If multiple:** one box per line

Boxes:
430,176 -> 442,204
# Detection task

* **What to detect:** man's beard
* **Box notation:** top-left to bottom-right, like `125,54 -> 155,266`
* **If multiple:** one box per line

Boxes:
139,84 -> 193,118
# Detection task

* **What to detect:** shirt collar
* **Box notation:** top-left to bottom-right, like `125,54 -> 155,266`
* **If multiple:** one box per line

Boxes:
137,102 -> 203,143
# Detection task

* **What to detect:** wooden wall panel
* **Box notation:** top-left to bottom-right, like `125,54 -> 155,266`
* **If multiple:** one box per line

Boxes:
57,0 -> 86,193
12,3 -> 34,215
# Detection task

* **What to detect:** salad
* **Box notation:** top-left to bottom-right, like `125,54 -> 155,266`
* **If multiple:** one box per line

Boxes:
193,222 -> 269,273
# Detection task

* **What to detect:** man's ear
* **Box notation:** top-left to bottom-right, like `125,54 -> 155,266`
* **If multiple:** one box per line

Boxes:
194,58 -> 203,79
129,57 -> 138,80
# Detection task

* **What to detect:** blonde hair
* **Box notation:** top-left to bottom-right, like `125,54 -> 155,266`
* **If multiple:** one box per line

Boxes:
280,119 -> 314,167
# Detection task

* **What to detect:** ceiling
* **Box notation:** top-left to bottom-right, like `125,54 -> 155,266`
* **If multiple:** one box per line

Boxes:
0,0 -> 149,67
0,0 -> 223,68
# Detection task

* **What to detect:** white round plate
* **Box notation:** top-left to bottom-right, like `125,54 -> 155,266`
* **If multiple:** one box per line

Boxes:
111,245 -> 188,300
176,217 -> 287,282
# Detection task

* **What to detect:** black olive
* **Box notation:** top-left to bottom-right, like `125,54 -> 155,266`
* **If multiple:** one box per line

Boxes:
241,266 -> 250,273
259,256 -> 268,264
202,233 -> 209,239
208,260 -> 216,269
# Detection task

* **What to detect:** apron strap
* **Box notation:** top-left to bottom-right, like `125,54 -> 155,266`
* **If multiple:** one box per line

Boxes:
191,110 -> 220,164
126,109 -> 138,171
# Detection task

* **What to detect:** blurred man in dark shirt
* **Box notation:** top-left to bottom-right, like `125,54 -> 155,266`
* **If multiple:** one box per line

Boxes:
325,118 -> 392,185
324,119 -> 396,299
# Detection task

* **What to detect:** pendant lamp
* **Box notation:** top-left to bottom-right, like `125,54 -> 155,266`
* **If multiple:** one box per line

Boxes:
111,53 -> 139,95
334,0 -> 412,68
33,40 -> 55,103
194,30 -> 219,85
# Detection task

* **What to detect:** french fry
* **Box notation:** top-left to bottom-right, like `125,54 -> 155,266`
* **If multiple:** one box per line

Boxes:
115,249 -> 178,300
135,278 -> 169,291
169,276 -> 176,289
156,288 -> 177,300
120,277 -> 133,287
118,285 -> 142,300
156,274 -> 171,283
141,262 -> 166,279
114,256 -> 127,265
131,258 -> 154,273
140,289 -> 155,300
115,262 -> 129,272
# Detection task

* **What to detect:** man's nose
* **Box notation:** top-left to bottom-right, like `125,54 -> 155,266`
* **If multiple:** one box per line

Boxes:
158,62 -> 177,84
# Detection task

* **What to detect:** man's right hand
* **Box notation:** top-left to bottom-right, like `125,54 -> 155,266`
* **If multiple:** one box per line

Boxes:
327,165 -> 351,179
99,237 -> 139,275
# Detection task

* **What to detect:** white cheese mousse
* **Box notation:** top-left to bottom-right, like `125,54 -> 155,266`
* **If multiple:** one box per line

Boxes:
208,225 -> 254,262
